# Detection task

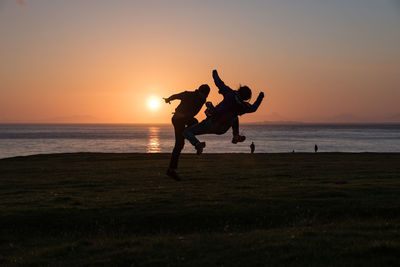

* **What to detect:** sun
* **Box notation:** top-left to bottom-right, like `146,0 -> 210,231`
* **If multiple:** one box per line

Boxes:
147,96 -> 161,111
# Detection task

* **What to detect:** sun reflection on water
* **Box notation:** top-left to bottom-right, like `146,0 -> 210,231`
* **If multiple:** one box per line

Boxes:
147,127 -> 161,153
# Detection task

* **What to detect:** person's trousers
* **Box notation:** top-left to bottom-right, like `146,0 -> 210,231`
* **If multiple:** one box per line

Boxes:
169,115 -> 198,169
183,116 -> 239,146
232,116 -> 239,136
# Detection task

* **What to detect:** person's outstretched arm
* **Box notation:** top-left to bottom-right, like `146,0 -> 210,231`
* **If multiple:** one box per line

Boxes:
247,92 -> 264,113
241,92 -> 265,113
212,70 -> 230,95
164,91 -> 187,104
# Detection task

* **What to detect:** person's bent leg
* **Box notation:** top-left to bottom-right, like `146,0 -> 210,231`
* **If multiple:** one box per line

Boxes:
169,117 -> 198,169
183,118 -> 211,146
232,116 -> 239,136
231,116 -> 246,144
169,116 -> 185,169
183,118 -> 213,154
167,116 -> 185,180
187,117 -> 198,128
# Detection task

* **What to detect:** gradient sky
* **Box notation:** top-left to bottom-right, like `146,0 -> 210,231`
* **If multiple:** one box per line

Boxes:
1,0 -> 399,123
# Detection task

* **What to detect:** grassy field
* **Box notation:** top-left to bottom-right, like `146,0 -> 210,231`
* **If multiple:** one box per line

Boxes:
0,153 -> 399,266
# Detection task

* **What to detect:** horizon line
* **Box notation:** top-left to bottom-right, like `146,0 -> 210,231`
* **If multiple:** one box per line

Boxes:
1,121 -> 400,125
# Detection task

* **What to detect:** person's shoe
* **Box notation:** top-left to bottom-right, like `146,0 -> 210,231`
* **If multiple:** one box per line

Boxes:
166,168 -> 181,181
232,135 -> 246,144
195,142 -> 206,155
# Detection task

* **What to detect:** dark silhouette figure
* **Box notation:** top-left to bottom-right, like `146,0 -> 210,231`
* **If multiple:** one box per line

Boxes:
315,144 -> 318,153
250,142 -> 255,153
184,70 -> 264,154
164,84 -> 210,180
205,101 -> 245,144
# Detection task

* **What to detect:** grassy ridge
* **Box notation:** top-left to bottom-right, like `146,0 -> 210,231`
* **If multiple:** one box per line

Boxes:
0,153 -> 399,266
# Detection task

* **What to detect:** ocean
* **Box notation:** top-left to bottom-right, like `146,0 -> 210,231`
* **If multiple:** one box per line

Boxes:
0,123 -> 399,159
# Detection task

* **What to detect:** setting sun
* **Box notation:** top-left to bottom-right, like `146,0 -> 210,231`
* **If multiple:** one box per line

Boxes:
147,96 -> 161,111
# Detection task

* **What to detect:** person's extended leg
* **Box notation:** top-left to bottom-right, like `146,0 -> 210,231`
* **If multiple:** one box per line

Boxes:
231,116 -> 246,144
167,116 -> 185,180
183,118 -> 213,154
183,118 -> 209,146
187,117 -> 199,128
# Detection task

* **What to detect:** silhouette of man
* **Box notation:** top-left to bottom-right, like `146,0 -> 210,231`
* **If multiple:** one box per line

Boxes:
315,144 -> 318,153
184,70 -> 264,154
164,84 -> 210,180
250,142 -> 255,153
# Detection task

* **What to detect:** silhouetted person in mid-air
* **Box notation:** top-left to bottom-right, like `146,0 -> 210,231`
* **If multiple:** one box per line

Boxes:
164,84 -> 210,180
315,144 -> 318,153
250,142 -> 255,153
184,70 -> 264,154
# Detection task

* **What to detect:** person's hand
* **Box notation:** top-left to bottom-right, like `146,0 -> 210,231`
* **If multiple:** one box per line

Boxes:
258,92 -> 265,99
212,69 -> 218,75
163,97 -> 170,104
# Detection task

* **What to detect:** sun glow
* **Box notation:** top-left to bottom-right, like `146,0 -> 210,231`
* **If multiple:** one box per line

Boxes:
147,96 -> 161,111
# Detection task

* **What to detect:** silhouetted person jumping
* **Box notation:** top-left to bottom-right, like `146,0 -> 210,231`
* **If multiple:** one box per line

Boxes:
184,70 -> 264,154
250,142 -> 255,153
164,84 -> 210,180
204,102 -> 245,144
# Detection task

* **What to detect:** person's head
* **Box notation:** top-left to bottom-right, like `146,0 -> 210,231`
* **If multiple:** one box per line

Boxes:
237,85 -> 252,101
197,84 -> 210,97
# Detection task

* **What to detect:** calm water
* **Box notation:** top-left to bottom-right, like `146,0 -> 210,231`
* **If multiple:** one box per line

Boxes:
0,124 -> 399,158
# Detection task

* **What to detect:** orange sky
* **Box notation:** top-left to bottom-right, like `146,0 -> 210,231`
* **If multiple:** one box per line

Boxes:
1,0 -> 399,123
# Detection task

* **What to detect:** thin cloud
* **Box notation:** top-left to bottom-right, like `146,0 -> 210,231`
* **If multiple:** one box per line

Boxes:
16,0 -> 26,8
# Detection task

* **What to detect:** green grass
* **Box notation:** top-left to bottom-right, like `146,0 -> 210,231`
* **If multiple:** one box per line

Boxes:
0,153 -> 399,266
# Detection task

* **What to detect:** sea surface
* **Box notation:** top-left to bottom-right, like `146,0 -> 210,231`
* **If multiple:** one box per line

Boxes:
0,123 -> 400,158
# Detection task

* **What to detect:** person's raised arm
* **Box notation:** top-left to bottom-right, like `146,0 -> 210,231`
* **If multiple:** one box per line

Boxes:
212,70 -> 230,95
245,92 -> 265,113
163,92 -> 187,104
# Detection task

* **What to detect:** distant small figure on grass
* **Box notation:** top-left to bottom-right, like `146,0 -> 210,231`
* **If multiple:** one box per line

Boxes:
315,144 -> 318,153
250,142 -> 255,153
292,150 -> 295,153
